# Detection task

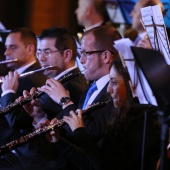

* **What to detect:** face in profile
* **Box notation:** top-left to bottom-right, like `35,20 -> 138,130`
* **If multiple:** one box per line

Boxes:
37,38 -> 65,78
107,65 -> 128,109
4,32 -> 30,70
75,0 -> 90,27
80,33 -> 105,81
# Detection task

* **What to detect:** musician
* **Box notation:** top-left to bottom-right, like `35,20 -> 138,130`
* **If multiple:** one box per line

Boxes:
75,0 -> 117,42
0,27 -> 47,168
130,0 -> 163,48
46,58 -> 160,170
24,25 -> 122,169
0,27 -> 87,169
36,27 -> 87,119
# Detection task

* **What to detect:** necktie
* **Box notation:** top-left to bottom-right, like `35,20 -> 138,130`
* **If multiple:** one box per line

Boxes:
82,82 -> 97,109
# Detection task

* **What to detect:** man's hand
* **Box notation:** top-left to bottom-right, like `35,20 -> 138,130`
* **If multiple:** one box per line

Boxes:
23,87 -> 45,123
63,109 -> 84,132
1,71 -> 19,92
37,78 -> 70,104
45,118 -> 60,143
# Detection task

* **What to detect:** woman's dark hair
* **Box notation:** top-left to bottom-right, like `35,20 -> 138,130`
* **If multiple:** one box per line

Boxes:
106,58 -> 134,133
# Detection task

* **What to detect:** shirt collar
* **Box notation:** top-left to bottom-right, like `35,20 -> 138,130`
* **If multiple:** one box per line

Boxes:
15,60 -> 36,74
84,21 -> 103,31
95,74 -> 110,91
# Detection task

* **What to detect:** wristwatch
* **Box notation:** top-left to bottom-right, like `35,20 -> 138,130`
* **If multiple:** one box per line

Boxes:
59,97 -> 72,106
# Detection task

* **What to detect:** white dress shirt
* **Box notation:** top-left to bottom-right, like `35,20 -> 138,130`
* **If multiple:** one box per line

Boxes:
1,61 -> 36,97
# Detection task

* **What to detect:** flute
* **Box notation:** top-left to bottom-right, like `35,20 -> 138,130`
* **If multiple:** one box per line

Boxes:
0,65 -> 57,84
0,98 -> 111,156
0,71 -> 79,116
0,59 -> 18,65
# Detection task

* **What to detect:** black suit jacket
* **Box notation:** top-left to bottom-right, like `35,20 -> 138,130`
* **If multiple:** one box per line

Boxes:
39,67 -> 87,120
47,82 -> 114,169
0,67 -> 87,169
0,61 -> 47,145
52,105 -> 160,170
57,82 -> 114,142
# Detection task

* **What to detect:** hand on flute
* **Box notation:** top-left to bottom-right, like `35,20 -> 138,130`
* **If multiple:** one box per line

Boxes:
1,71 -> 19,92
37,78 -> 70,104
47,118 -> 60,143
63,109 -> 84,132
23,87 -> 46,123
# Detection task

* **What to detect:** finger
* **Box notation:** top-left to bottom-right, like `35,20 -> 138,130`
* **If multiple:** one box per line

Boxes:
23,90 -> 30,97
63,116 -> 71,123
14,71 -> 19,78
76,109 -> 83,118
30,87 -> 36,95
47,78 -> 61,88
17,96 -> 24,102
4,74 -> 9,79
50,118 -> 58,125
63,118 -> 69,124
8,71 -> 13,78
69,110 -> 76,117
39,119 -> 50,127
37,86 -> 49,94
31,99 -> 40,106
46,79 -> 53,86
50,130 -> 56,135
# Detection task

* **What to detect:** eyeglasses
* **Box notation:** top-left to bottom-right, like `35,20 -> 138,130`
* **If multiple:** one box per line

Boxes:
80,50 -> 106,57
80,50 -> 114,57
36,49 -> 59,58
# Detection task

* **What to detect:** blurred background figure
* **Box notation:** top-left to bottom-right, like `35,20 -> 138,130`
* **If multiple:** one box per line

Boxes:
0,23 -> 10,77
130,0 -> 164,48
75,0 -> 115,41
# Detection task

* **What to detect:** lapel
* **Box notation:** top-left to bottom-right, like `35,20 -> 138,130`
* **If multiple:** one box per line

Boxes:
22,60 -> 41,73
58,67 -> 80,82
91,82 -> 109,104
79,82 -> 109,109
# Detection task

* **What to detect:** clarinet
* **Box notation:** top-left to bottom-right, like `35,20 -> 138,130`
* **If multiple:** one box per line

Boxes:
0,72 -> 79,117
0,98 -> 111,156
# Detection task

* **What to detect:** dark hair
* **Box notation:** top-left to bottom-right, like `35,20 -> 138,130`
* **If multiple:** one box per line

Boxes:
110,58 -> 134,108
10,27 -> 37,50
83,25 -> 122,58
38,27 -> 77,61
106,58 -> 134,134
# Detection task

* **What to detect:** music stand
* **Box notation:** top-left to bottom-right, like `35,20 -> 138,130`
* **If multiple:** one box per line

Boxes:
131,46 -> 170,170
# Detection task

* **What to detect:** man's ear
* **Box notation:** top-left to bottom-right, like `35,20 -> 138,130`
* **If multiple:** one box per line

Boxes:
63,49 -> 73,62
102,50 -> 113,64
86,5 -> 93,17
27,44 -> 35,54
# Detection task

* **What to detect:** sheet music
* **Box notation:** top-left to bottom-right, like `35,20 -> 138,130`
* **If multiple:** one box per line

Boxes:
114,38 -> 158,105
141,5 -> 170,64
0,22 -> 6,42
152,5 -> 170,63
